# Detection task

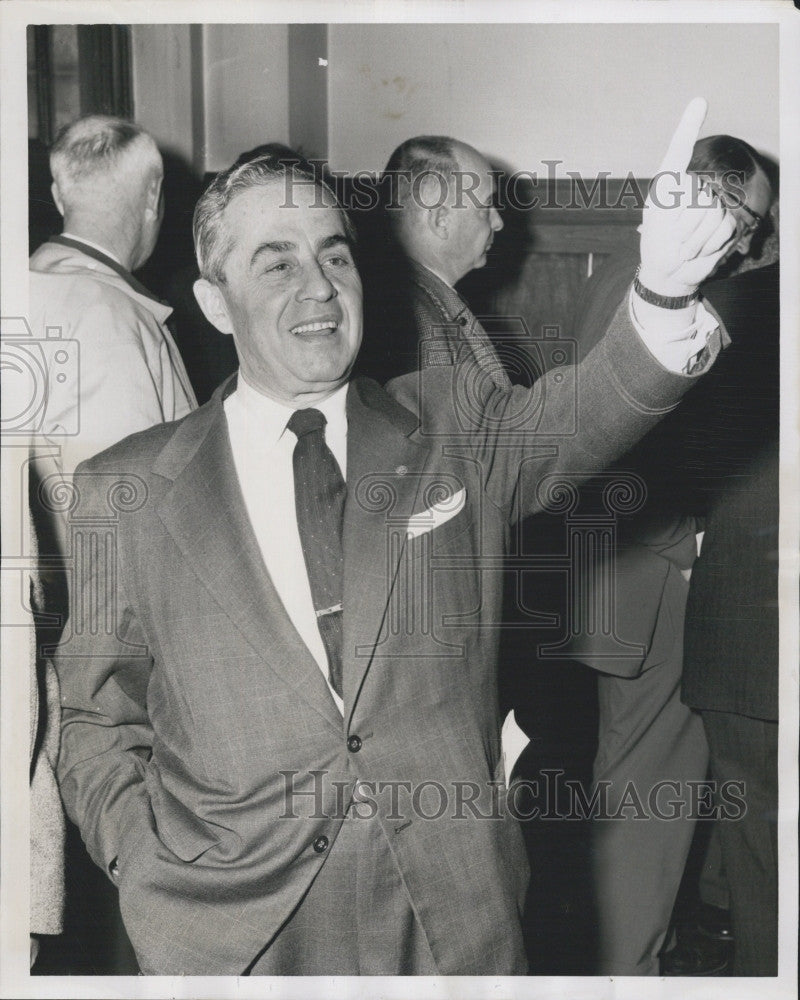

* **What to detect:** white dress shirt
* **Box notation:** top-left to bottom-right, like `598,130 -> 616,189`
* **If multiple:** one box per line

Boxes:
224,375 -> 348,713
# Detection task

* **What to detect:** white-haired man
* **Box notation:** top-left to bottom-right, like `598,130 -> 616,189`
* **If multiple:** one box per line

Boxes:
29,114 -> 196,478
26,116 -> 196,970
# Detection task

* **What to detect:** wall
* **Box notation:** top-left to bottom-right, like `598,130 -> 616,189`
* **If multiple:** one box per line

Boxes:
326,23 -> 779,177
131,25 -> 196,166
288,23 -> 328,161
131,24 -> 290,174
202,24 -> 289,172
131,22 -> 779,178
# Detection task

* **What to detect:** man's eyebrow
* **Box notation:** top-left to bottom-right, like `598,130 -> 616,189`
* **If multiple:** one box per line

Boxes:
318,234 -> 352,251
249,240 -> 295,269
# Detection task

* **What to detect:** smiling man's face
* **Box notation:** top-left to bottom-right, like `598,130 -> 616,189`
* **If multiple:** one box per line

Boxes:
200,178 -> 363,405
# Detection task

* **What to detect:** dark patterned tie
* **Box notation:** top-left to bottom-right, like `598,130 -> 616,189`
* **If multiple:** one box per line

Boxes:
288,408 -> 345,698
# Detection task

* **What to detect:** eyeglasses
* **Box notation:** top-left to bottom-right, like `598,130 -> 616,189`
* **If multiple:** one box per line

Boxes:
700,178 -> 767,241
736,201 -> 767,240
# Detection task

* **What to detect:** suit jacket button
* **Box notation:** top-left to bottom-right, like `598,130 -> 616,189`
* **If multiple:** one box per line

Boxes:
347,735 -> 362,753
457,315 -> 468,326
313,835 -> 329,854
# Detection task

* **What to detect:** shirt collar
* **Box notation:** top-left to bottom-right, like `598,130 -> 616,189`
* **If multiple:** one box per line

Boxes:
60,232 -> 124,267
234,373 -> 349,453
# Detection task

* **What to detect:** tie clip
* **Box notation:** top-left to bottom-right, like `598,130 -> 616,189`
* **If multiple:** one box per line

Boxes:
316,603 -> 343,618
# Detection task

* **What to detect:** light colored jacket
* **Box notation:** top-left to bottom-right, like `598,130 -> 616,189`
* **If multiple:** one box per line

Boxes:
28,462 -> 65,936
29,241 -> 196,478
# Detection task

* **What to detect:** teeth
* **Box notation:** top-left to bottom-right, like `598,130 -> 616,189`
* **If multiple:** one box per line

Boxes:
291,321 -> 337,334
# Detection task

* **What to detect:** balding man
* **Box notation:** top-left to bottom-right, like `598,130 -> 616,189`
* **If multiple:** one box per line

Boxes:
360,135 -> 507,387
29,114 -> 196,478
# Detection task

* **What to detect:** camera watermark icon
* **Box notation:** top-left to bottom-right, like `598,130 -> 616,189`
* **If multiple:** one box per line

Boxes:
0,316 -> 79,435
415,317 -> 577,439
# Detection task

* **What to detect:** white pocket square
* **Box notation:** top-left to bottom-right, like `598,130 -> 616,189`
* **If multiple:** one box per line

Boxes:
406,488 -> 466,540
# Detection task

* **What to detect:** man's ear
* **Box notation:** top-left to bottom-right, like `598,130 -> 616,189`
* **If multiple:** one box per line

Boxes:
426,205 -> 450,242
417,174 -> 450,241
193,278 -> 235,336
144,172 -> 163,219
50,181 -> 65,218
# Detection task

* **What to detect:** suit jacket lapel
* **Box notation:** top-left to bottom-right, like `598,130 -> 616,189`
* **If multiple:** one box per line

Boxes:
155,384 -> 343,732
342,379 -> 428,719
412,262 -> 511,390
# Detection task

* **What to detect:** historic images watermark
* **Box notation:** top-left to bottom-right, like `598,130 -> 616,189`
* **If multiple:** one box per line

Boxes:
274,160 -> 750,213
279,769 -> 747,823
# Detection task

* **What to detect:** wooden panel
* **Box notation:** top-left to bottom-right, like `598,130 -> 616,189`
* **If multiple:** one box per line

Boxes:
529,224 -> 639,256
458,178 -> 646,345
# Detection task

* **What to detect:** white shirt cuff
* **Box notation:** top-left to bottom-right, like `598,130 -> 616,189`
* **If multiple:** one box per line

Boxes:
628,285 -> 721,375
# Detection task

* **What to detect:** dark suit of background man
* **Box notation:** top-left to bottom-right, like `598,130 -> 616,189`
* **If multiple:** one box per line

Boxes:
681,253 -> 779,976
567,135 -> 775,976
54,99 -> 738,975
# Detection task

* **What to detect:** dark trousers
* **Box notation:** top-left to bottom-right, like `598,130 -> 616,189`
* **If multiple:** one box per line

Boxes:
702,709 -> 778,976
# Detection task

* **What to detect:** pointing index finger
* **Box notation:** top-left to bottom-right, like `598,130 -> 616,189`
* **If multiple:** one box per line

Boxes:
657,97 -> 708,175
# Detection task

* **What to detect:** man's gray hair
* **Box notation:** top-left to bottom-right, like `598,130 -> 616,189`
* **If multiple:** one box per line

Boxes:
382,135 -> 460,196
50,115 -> 160,196
382,136 -> 460,221
193,150 -> 356,285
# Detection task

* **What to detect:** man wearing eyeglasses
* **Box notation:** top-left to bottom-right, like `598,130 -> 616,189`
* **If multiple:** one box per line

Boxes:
689,135 -> 774,273
676,151 -> 779,975
534,134 -> 776,976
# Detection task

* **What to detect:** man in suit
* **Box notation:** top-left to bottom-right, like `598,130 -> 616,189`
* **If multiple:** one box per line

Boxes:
680,255 -> 779,976
27,114 -> 196,973
564,134 -> 775,975
54,100 -> 738,975
29,114 -> 196,480
359,135 -> 507,387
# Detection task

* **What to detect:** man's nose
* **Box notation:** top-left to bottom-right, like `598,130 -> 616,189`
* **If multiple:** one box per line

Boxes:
490,206 -> 503,232
735,230 -> 754,256
298,261 -> 337,301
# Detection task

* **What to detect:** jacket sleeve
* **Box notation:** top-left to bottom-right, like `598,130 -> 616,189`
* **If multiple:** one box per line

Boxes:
389,296 -> 721,520
54,463 -> 155,879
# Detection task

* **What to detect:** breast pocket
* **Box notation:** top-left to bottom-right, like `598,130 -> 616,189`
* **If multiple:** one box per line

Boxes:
416,507 -> 474,553
406,511 -> 484,641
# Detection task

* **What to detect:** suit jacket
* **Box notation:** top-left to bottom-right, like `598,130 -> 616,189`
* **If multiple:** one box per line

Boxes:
55,300 -> 714,975
681,263 -> 779,719
558,249 -> 722,677
29,240 -> 197,478
359,255 -> 509,388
